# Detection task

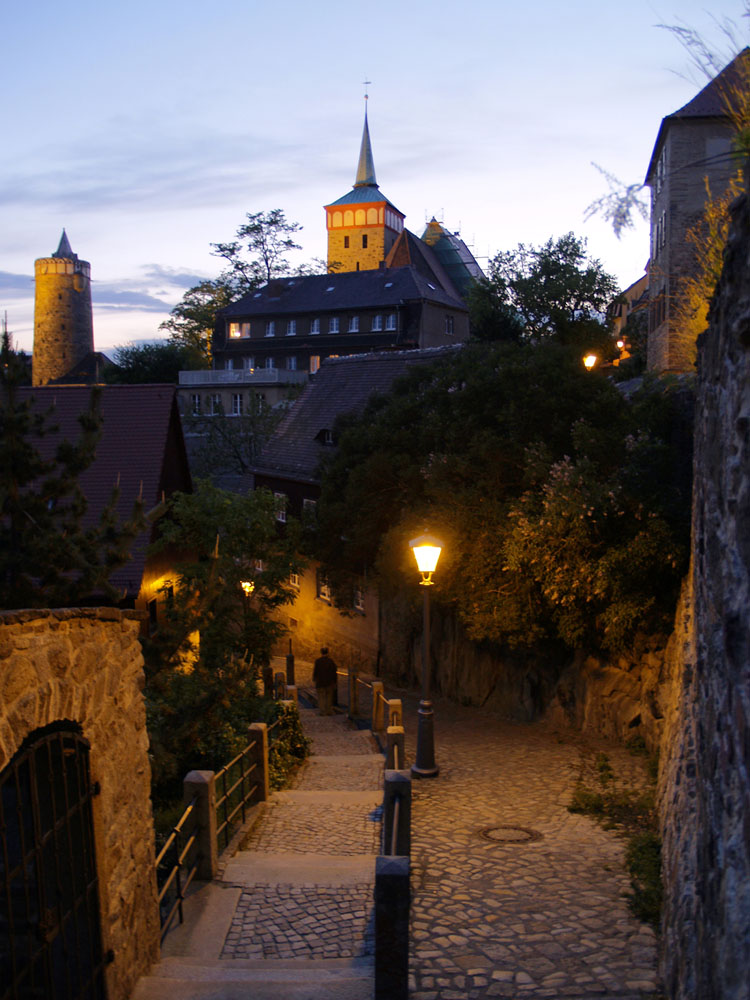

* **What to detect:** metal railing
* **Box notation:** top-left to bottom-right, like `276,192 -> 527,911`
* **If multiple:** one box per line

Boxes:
155,798 -> 201,941
178,368 -> 308,386
215,745 -> 260,853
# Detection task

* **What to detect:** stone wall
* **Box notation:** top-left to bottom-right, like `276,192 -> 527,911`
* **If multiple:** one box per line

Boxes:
658,184 -> 750,998
0,608 -> 160,1000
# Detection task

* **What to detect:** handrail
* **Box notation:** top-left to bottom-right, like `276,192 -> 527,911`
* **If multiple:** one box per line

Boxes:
155,797 -> 201,940
390,797 -> 401,857
215,742 -> 259,850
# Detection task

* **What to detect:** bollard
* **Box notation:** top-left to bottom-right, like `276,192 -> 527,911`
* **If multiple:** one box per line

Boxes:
348,667 -> 359,720
386,725 -> 405,770
247,723 -> 270,803
374,855 -> 410,1000
286,639 -> 295,686
285,684 -> 298,706
387,698 -> 403,728
372,680 -> 385,732
183,770 -> 218,880
382,769 -> 411,857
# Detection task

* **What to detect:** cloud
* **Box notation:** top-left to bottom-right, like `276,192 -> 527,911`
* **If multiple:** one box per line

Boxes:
92,286 -> 175,312
0,270 -> 34,297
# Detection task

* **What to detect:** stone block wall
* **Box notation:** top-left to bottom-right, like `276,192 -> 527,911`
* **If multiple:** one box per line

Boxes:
658,183 -> 750,998
0,608 -> 160,1000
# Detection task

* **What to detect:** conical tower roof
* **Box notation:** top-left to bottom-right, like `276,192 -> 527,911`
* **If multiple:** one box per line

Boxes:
53,229 -> 75,259
354,110 -> 377,188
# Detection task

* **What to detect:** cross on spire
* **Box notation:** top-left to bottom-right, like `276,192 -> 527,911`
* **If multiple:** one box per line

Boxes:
363,78 -> 371,102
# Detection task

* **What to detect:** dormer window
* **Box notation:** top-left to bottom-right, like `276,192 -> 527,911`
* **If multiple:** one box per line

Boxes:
315,428 -> 335,446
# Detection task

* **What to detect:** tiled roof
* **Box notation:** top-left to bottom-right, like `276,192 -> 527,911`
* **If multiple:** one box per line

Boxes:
326,184 -> 403,211
16,384 -> 191,600
646,48 -> 749,182
49,351 -> 117,385
385,230 -> 464,301
220,264 -> 466,320
253,346 -> 461,483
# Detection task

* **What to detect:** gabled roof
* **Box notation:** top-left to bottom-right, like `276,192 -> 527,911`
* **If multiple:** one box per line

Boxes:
220,264 -> 467,320
16,384 -> 192,600
385,229 -> 463,300
646,48 -> 750,182
253,347 -> 460,483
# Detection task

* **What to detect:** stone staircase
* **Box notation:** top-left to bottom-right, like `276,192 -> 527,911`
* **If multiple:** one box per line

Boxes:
131,706 -> 382,1000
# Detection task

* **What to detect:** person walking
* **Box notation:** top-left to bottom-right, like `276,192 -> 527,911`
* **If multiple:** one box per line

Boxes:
313,646 -> 338,715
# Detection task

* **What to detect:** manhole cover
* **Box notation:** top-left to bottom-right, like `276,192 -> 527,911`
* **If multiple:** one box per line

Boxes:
479,825 -> 542,843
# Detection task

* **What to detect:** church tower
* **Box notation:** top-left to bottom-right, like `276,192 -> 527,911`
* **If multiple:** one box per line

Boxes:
324,106 -> 405,272
32,231 -> 94,386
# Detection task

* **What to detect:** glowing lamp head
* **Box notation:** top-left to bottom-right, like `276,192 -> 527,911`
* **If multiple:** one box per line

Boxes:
410,532 -> 443,585
583,354 -> 598,370
240,580 -> 255,596
616,339 -> 625,350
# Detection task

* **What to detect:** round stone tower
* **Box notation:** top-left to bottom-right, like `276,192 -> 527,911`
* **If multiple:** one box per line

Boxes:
32,230 -> 94,386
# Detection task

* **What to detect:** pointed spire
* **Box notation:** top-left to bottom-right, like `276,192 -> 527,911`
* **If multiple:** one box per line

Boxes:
354,108 -> 378,188
53,229 -> 74,259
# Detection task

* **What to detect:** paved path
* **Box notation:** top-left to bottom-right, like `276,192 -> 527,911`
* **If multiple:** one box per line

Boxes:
134,663 -> 660,999
403,693 -> 659,999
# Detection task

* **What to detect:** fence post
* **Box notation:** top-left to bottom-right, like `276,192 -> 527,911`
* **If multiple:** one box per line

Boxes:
285,684 -> 298,706
348,667 -> 359,719
286,638 -> 295,686
372,680 -> 385,732
183,770 -> 218,880
382,769 -> 411,857
274,671 -> 286,699
387,698 -> 403,728
248,723 -> 270,803
375,855 -> 410,1000
386,725 -> 405,770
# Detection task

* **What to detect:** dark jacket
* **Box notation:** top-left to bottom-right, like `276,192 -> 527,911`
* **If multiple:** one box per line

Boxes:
313,654 -> 338,688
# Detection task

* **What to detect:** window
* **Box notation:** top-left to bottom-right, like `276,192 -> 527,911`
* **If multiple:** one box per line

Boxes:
371,314 -> 383,331
385,313 -> 397,331
287,356 -> 297,370
310,318 -> 320,335
229,322 -> 241,339
274,492 -> 287,523
290,572 -> 300,588
344,236 -> 350,248
348,316 -> 359,332
445,314 -> 455,336
209,393 -> 221,415
303,498 -> 317,515
244,356 -> 255,370
265,321 -> 275,337
354,588 -> 365,613
286,320 -> 296,336
232,393 -> 243,416
362,235 -> 368,249
242,322 -> 250,338
317,572 -> 331,603
265,357 -> 275,369
191,393 -> 201,415
329,317 -> 339,333
310,355 -> 320,374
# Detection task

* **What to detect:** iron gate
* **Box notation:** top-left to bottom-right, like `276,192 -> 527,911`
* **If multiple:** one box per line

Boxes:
0,724 -> 107,1000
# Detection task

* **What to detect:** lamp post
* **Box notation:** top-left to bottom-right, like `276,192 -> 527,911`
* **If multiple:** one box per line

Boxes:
409,533 -> 442,779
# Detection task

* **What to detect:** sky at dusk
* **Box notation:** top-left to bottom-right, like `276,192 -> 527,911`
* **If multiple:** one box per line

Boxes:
2,0 -> 747,355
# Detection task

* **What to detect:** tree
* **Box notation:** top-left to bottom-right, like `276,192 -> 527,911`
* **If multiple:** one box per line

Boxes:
0,332 -> 144,608
211,209 -> 303,290
469,234 -> 618,352
105,341 -> 204,384
160,278 -> 237,367
314,342 -> 691,654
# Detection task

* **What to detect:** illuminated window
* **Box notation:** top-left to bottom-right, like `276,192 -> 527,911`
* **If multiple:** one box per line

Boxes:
290,572 -> 300,588
229,322 -> 241,339
329,317 -> 339,333
310,317 -> 320,334
286,320 -> 296,336
265,321 -> 275,337
317,572 -> 331,603
232,393 -> 243,416
310,355 -> 320,374
385,313 -> 397,330
191,393 -> 201,415
274,492 -> 286,523
348,316 -> 359,332
371,314 -> 383,331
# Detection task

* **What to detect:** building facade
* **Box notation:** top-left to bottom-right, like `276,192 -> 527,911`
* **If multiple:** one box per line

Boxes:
645,50 -> 747,372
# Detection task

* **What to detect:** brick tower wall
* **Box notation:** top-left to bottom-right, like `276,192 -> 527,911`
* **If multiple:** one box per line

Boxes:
33,255 -> 95,385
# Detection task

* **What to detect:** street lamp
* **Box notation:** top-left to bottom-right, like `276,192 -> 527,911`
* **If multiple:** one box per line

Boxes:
409,532 -> 442,778
582,353 -> 598,370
